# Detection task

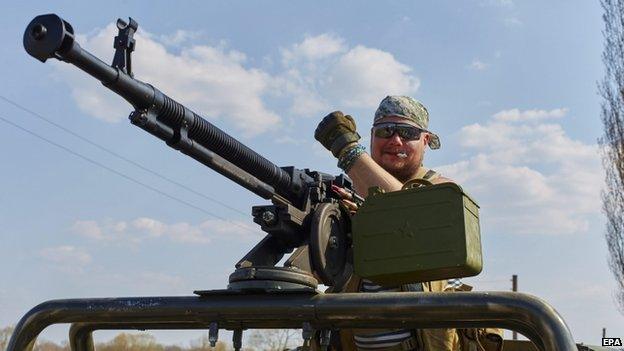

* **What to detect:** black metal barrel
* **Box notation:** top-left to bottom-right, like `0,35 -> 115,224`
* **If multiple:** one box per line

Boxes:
24,14 -> 300,200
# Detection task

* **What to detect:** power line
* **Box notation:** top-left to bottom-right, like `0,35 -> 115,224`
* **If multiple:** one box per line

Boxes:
0,114 -> 258,235
0,94 -> 249,218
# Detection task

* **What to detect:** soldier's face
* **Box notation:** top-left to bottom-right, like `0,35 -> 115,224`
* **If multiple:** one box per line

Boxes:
370,116 -> 429,182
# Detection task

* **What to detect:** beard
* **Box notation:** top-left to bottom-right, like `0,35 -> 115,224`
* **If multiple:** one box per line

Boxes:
378,154 -> 424,183
384,162 -> 422,183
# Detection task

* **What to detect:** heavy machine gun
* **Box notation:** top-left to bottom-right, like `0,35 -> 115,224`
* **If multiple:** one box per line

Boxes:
7,13 -> 580,351
24,13 -> 357,291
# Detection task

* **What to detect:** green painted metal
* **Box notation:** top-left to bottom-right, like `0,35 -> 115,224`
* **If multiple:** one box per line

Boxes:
352,183 -> 483,285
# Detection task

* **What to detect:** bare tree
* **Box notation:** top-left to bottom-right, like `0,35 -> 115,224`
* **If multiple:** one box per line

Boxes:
246,329 -> 301,351
189,334 -> 228,351
96,333 -> 165,351
0,326 -> 15,351
33,340 -> 69,351
0,327 -> 232,351
600,0 -> 624,313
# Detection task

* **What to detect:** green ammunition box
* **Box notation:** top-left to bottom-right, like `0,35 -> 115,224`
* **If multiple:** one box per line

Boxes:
352,183 -> 482,285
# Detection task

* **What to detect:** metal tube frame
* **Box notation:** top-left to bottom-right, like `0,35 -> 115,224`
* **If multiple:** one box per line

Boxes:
7,291 -> 576,351
68,322 -> 224,351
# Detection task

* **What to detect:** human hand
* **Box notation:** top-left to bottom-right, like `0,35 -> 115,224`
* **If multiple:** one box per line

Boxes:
314,111 -> 361,158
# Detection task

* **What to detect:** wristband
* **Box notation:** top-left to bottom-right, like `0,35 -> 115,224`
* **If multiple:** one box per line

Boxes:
337,144 -> 366,172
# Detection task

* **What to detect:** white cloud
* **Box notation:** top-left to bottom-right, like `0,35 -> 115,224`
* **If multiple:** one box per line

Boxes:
72,217 -> 261,244
58,24 -> 280,136
199,219 -> 262,241
132,217 -> 167,237
326,46 -> 420,108
278,35 -> 420,116
504,17 -> 523,27
438,107 -> 602,235
71,220 -> 105,240
493,108 -> 568,122
158,30 -> 203,46
281,33 -> 346,63
469,59 -> 488,71
40,246 -> 92,265
58,27 -> 419,133
276,68 -> 329,115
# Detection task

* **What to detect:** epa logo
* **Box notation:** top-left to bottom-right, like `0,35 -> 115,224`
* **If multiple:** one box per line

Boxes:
602,337 -> 623,347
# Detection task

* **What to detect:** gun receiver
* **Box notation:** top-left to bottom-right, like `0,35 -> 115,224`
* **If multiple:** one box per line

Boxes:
24,14 -> 355,289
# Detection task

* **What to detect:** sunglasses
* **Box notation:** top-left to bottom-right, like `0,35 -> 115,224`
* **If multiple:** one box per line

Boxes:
372,123 -> 426,141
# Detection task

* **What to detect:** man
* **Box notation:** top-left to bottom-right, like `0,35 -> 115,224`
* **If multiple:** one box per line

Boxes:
315,95 -> 450,197
314,96 -> 502,351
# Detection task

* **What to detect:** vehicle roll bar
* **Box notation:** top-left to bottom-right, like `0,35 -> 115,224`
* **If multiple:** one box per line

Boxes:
7,291 -> 576,351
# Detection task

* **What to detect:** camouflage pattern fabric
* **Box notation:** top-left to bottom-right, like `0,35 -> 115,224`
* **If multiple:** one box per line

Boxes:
374,96 -> 441,150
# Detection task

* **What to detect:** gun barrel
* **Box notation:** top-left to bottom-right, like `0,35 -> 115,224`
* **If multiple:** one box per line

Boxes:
24,14 -> 303,201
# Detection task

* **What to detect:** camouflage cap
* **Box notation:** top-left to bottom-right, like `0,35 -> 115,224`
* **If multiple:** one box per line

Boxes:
373,96 -> 441,149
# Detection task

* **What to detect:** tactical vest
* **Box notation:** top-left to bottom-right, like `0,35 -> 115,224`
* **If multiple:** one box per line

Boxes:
328,167 -> 503,351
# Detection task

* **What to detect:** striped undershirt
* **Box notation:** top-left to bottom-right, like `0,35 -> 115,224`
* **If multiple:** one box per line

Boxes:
354,329 -> 413,350
354,278 -> 462,350
353,279 -> 416,350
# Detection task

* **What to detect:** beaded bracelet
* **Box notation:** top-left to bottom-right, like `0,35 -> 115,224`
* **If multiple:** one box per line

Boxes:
337,144 -> 366,172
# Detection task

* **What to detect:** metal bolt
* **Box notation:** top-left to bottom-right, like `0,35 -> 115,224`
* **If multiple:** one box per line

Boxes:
261,210 -> 276,225
301,322 -> 313,350
328,236 -> 338,249
129,110 -> 147,125
208,322 -> 218,347
233,329 -> 243,351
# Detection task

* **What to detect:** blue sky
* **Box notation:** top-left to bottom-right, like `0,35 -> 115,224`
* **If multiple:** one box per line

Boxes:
1,0 -> 621,347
